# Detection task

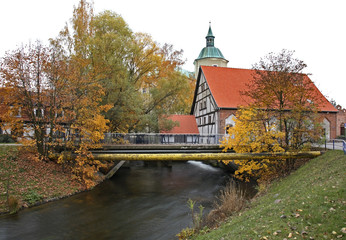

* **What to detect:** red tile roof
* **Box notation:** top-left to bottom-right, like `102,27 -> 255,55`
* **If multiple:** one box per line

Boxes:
160,115 -> 199,134
201,66 -> 337,112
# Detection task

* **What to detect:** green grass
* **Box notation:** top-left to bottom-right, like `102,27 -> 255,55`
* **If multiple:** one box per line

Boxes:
194,151 -> 346,240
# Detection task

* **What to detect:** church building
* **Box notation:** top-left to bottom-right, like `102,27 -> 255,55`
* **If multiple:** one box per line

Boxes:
190,25 -> 338,139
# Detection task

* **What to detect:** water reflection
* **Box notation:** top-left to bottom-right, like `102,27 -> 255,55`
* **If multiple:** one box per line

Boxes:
0,161 -> 230,240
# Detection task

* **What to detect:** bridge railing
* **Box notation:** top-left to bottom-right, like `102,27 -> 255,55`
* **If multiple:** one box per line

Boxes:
102,133 -> 226,145
313,139 -> 346,154
330,139 -> 346,154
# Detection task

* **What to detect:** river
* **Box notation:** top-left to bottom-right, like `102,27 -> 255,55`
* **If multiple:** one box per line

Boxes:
0,161 -> 237,240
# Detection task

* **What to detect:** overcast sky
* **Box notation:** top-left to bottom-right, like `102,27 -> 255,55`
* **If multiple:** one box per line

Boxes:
1,0 -> 345,107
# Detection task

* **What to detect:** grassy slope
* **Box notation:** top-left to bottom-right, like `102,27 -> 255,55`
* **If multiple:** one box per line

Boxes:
0,145 -> 85,213
195,150 -> 346,240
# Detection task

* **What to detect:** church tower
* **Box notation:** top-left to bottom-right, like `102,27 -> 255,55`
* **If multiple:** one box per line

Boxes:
194,23 -> 228,78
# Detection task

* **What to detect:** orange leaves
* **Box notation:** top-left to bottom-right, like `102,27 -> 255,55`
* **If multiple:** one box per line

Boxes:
244,50 -> 323,150
221,107 -> 285,154
221,107 -> 285,182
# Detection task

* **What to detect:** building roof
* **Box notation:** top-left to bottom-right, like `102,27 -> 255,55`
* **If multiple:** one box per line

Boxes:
207,24 -> 214,38
160,115 -> 199,134
195,25 -> 227,62
197,66 -> 337,112
196,47 -> 226,61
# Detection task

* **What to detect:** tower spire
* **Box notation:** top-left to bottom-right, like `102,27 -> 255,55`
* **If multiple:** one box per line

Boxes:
194,22 -> 228,78
206,22 -> 215,47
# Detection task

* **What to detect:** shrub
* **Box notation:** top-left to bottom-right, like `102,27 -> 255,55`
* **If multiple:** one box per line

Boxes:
176,227 -> 195,240
206,181 -> 247,228
8,195 -> 20,214
23,189 -> 43,205
337,135 -> 346,140
187,198 -> 205,230
0,134 -> 15,143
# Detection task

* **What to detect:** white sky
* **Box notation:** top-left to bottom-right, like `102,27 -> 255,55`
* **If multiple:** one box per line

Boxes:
1,0 -> 345,107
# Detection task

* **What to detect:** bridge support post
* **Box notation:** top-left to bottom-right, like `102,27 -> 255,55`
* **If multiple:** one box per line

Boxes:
105,160 -> 126,179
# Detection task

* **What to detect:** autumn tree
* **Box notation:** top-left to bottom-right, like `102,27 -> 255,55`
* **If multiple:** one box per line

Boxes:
221,50 -> 323,182
0,42 -> 63,158
51,0 -> 110,187
89,11 -> 141,132
129,42 -> 195,132
1,0 -> 194,186
0,0 -> 111,187
89,10 -> 194,132
220,107 -> 285,182
243,49 -> 323,150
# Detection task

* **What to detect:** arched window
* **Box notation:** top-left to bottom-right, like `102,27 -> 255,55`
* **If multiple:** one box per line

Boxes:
322,118 -> 331,140
225,114 -> 236,134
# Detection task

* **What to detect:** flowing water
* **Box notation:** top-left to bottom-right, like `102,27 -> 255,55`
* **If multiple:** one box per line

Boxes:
0,161 -> 238,240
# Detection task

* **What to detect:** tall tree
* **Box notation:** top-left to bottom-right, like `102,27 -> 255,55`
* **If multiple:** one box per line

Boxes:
89,10 -> 194,132
0,42 -> 58,158
51,0 -> 110,187
90,10 -> 140,132
242,49 -> 323,150
221,50 -> 324,182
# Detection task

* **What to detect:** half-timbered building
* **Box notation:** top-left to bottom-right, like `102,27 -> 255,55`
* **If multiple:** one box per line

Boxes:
190,25 -> 338,139
191,66 -> 338,139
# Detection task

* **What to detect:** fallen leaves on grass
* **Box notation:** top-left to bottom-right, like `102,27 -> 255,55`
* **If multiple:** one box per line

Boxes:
1,147 -> 85,213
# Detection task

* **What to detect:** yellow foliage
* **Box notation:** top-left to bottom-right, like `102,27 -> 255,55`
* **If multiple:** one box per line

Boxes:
220,107 -> 285,182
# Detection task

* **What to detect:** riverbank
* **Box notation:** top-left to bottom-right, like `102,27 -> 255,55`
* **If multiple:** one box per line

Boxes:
192,150 -> 346,240
0,145 -> 86,214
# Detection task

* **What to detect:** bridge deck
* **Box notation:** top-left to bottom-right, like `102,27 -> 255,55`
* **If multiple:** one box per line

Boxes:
96,144 -> 223,154
92,151 -> 322,161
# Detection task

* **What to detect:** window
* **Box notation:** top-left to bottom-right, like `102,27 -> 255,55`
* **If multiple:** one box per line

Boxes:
322,118 -> 331,140
225,124 -> 233,133
208,115 -> 212,124
34,108 -> 44,117
199,100 -> 207,110
225,114 -> 236,134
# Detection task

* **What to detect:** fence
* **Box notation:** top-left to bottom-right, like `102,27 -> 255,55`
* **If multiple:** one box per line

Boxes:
330,139 -> 346,154
316,139 -> 346,154
102,133 -> 226,145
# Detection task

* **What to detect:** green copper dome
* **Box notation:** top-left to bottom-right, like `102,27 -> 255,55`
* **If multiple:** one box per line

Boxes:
195,24 -> 226,61
196,46 -> 225,60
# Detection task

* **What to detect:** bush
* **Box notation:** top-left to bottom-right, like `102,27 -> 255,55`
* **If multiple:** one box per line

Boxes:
206,181 -> 247,228
23,189 -> 43,205
8,195 -> 20,214
0,134 -> 15,143
337,135 -> 346,140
